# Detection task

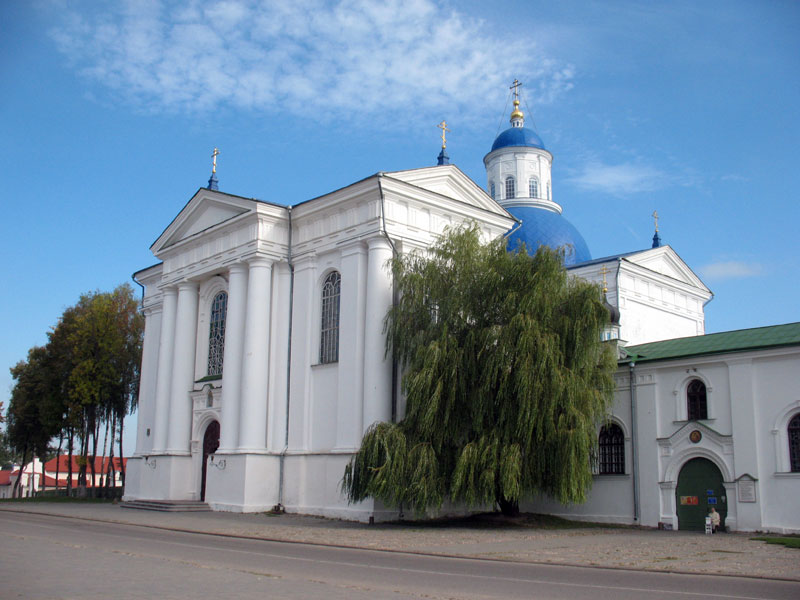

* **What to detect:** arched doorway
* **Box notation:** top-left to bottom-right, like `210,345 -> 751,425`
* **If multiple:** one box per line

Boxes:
676,457 -> 727,531
200,420 -> 220,502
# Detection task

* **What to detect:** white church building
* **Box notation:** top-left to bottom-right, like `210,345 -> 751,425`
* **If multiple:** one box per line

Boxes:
123,88 -> 800,532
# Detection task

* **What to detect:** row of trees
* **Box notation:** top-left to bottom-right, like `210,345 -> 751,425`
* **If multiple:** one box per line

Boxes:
343,226 -> 617,516
5,284 -> 143,497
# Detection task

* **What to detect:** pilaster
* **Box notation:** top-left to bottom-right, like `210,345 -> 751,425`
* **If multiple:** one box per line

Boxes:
166,281 -> 199,454
362,237 -> 393,430
152,287 -> 177,453
219,263 -> 248,451
238,257 -> 273,451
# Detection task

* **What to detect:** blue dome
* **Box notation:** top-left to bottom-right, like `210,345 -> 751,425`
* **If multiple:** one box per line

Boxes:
505,206 -> 591,266
491,127 -> 545,152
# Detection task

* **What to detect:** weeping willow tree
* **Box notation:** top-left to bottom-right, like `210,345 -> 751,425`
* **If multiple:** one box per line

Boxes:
343,225 -> 617,516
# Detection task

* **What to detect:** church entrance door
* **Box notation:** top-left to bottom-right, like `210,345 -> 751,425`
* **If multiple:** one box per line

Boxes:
200,420 -> 220,502
676,457 -> 726,531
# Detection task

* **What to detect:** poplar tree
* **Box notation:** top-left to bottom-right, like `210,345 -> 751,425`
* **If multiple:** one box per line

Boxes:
343,225 -> 616,516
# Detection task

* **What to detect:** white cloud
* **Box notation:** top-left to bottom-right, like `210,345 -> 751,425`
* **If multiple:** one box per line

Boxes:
699,261 -> 763,282
47,0 -> 574,127
566,162 -> 665,195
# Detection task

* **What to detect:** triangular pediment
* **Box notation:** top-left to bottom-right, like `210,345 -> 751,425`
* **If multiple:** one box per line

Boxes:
386,165 -> 509,217
624,246 -> 709,292
151,189 -> 257,254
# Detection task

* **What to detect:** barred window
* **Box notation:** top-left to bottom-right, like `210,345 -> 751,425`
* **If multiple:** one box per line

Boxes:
529,178 -> 539,198
490,181 -> 496,200
207,291 -> 227,376
789,414 -> 800,472
320,271 -> 341,364
505,177 -> 515,200
599,423 -> 625,475
687,379 -> 707,420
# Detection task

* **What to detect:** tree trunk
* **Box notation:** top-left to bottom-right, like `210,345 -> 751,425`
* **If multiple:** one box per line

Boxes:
67,427 -> 74,496
89,411 -> 99,498
106,414 -> 116,492
55,433 -> 63,494
497,496 -> 520,517
13,447 -> 29,498
100,416 -> 110,493
118,413 -> 125,486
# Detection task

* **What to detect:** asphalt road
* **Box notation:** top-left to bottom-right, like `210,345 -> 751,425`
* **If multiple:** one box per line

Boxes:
1,511 -> 797,599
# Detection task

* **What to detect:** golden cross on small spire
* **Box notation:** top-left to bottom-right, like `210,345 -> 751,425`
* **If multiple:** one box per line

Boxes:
437,120 -> 451,149
510,78 -> 522,101
211,147 -> 219,174
600,264 -> 609,293
652,210 -> 659,232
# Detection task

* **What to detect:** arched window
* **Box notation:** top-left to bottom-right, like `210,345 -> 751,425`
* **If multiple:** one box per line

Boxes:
529,178 -> 539,198
490,181 -> 496,200
207,291 -> 227,376
687,379 -> 707,420
320,271 -> 341,364
505,177 -> 515,200
599,423 -> 625,474
789,414 -> 800,472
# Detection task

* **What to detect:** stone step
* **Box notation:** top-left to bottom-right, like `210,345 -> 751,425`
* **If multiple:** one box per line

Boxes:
120,499 -> 212,512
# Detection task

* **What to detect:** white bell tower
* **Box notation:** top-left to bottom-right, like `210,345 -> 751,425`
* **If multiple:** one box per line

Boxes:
484,80 -> 559,215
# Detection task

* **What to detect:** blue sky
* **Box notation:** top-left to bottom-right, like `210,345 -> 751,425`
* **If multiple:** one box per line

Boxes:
2,0 -> 798,454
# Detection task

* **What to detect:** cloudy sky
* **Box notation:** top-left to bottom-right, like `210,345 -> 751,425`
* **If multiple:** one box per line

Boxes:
2,0 -> 798,451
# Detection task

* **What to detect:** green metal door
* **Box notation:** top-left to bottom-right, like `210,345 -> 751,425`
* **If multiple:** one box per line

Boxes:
676,457 -> 727,531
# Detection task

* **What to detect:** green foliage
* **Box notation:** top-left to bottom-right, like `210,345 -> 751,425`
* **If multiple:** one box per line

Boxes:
343,225 -> 616,515
5,284 -> 143,488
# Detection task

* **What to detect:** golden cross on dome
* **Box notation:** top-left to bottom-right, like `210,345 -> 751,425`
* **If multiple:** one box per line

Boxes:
600,264 -> 609,293
652,210 -> 659,232
211,147 -> 219,174
510,78 -> 522,101
437,120 -> 451,149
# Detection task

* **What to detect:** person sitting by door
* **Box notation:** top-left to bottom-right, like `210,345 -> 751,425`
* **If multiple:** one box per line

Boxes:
709,507 -> 721,533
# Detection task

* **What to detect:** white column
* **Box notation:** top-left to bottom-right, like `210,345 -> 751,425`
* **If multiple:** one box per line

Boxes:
362,237 -> 393,430
337,243 -> 367,447
218,264 -> 248,451
268,261 -> 291,452
135,305 -> 161,455
238,257 -> 273,451
152,287 -> 177,453
166,281 -> 199,454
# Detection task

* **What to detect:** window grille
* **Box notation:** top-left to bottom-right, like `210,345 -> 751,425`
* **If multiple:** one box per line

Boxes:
505,177 -> 515,200
789,414 -> 800,472
490,182 -> 496,200
529,178 -> 539,198
687,379 -> 707,420
207,291 -> 227,376
320,271 -> 341,364
598,423 -> 625,474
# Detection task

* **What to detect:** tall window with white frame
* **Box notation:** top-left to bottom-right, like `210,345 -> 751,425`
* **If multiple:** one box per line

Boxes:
687,379 -> 707,420
207,291 -> 228,376
529,178 -> 538,199
789,413 -> 800,472
320,271 -> 341,364
505,176 -> 515,200
598,423 -> 625,474
490,181 -> 496,200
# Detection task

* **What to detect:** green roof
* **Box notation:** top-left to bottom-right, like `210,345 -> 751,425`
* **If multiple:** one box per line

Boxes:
621,322 -> 800,364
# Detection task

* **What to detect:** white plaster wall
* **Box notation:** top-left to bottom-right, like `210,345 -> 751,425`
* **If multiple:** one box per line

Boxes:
281,453 -> 379,521
619,297 -> 702,346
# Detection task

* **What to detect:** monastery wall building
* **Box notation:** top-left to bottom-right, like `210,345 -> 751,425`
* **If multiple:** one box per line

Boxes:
124,87 -> 800,532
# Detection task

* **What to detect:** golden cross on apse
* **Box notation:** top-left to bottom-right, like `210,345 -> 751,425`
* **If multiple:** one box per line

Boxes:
437,120 -> 451,149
